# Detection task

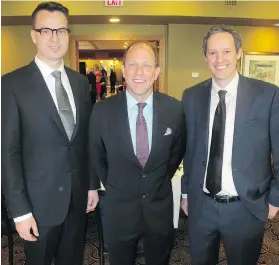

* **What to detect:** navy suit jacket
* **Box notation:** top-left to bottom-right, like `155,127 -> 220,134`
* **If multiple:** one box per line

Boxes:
182,74 -> 279,221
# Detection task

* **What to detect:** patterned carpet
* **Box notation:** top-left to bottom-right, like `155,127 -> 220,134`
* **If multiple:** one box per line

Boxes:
2,214 -> 279,265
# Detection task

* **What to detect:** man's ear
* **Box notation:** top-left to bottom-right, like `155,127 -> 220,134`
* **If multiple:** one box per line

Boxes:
31,30 -> 37,44
237,48 -> 243,60
154,67 -> 160,80
121,64 -> 125,79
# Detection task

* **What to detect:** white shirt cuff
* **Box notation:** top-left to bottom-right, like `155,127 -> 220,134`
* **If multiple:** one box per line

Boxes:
14,213 -> 33,222
182,194 -> 188,199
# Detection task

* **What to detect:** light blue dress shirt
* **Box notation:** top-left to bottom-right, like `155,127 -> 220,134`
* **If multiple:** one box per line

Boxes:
126,90 -> 153,154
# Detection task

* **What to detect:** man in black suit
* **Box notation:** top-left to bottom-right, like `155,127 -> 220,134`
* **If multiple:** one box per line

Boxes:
181,24 -> 279,265
89,41 -> 186,265
87,67 -> 97,105
110,69 -> 117,93
1,2 -> 100,265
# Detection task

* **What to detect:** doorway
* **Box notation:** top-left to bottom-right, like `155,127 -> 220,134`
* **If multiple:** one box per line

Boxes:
69,34 -> 166,93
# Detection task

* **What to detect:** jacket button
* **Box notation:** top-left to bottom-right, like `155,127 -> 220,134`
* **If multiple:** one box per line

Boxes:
58,186 -> 64,191
142,174 -> 146,178
142,194 -> 148,199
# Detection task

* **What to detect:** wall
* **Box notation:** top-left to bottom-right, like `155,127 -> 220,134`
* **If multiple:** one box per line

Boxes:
1,26 -> 36,74
2,24 -> 279,100
1,24 -> 164,75
167,25 -> 279,100
1,26 -> 70,75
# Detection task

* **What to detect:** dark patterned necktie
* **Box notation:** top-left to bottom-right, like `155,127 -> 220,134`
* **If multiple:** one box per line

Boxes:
206,90 -> 227,195
136,103 -> 149,167
52,71 -> 75,140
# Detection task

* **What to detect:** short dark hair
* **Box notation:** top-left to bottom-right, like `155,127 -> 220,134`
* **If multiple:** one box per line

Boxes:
122,41 -> 159,67
31,2 -> 69,28
203,24 -> 242,56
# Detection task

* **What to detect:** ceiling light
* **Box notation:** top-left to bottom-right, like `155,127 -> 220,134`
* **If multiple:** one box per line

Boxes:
109,18 -> 120,23
274,23 -> 279,27
124,45 -> 127,48
124,42 -> 128,45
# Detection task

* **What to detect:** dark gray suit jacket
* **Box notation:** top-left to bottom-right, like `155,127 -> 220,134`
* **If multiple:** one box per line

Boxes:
89,92 -> 186,236
182,74 -> 279,221
1,61 -> 100,226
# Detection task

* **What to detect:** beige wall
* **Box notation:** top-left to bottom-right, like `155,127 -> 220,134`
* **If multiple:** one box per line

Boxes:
167,25 -> 279,100
1,24 -> 164,75
1,26 -> 36,74
2,24 -> 279,101
1,26 -> 70,75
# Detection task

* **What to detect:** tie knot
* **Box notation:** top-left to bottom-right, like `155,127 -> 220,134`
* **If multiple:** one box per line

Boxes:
218,90 -> 227,101
137,103 -> 146,114
52,71 -> 62,79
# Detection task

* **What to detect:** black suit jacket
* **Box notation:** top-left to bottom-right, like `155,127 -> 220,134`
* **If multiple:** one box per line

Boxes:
89,92 -> 185,236
182,74 -> 279,221
1,61 -> 100,226
87,72 -> 96,94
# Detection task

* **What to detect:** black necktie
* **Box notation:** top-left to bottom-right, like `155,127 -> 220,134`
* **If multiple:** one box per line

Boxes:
206,90 -> 227,195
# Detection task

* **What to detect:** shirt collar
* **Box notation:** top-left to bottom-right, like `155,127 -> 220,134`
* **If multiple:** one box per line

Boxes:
126,90 -> 153,111
34,56 -> 65,78
212,72 -> 239,98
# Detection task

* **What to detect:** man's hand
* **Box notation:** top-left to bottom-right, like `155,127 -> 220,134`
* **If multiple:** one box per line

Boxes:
15,216 -> 39,241
181,198 -> 188,216
268,204 -> 279,220
87,190 -> 99,213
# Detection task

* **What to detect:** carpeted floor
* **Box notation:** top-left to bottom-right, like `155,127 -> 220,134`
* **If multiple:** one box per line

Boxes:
2,214 -> 279,265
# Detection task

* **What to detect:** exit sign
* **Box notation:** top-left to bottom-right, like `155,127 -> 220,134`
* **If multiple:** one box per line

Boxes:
105,0 -> 123,6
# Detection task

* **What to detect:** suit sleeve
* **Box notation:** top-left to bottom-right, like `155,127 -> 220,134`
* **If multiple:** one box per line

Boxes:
181,90 -> 190,194
167,102 -> 186,178
269,87 -> 279,207
88,104 -> 107,189
1,76 -> 32,218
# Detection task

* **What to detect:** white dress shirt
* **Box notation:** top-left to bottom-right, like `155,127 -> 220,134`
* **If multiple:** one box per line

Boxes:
182,72 -> 239,199
14,56 -> 76,222
203,72 -> 239,196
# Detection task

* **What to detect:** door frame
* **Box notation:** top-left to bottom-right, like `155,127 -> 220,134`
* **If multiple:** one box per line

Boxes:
69,34 -> 166,93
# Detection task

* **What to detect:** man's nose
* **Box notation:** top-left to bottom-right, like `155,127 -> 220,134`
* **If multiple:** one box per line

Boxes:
50,31 -> 59,41
216,52 -> 224,62
136,64 -> 144,75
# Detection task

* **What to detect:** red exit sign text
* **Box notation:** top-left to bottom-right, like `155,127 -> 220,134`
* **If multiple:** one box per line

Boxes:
105,0 -> 123,7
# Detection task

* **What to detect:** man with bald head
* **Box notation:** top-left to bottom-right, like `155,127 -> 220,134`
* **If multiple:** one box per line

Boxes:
89,41 -> 186,265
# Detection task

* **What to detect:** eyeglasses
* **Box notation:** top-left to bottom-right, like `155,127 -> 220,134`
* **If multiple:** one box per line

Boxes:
33,28 -> 70,39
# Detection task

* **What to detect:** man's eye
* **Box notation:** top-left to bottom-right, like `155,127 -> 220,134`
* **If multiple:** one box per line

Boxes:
42,29 -> 49,34
58,29 -> 66,34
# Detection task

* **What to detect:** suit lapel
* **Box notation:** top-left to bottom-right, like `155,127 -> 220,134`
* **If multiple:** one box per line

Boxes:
200,80 -> 212,155
145,93 -> 165,168
28,61 -> 68,138
65,67 -> 80,141
232,75 -> 254,167
234,75 -> 254,134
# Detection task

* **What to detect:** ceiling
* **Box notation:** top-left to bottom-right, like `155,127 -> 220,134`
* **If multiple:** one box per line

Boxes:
78,40 -> 158,51
2,15 -> 279,27
78,40 -> 133,50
